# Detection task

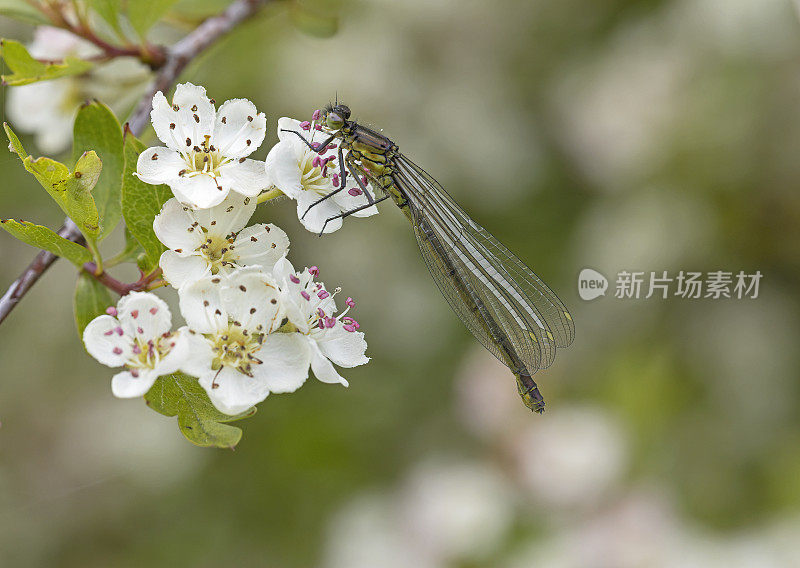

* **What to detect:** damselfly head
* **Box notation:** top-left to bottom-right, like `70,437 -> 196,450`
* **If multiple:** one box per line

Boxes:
322,104 -> 351,131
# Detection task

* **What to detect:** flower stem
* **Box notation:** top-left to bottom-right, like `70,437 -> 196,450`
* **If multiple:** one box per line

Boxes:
257,187 -> 283,204
82,265 -> 163,296
86,239 -> 104,275
145,279 -> 168,291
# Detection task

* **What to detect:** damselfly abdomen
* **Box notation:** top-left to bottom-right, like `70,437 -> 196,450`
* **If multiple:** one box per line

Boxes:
282,104 -> 575,413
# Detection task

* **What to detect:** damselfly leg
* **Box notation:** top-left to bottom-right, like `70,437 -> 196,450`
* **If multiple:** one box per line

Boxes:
280,128 -> 378,216
319,195 -> 391,235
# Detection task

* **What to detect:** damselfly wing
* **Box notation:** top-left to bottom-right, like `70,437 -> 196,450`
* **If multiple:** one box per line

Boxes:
282,104 -> 575,412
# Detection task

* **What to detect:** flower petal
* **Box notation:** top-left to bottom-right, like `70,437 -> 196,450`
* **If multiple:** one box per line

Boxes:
193,191 -> 256,238
276,117 -> 306,142
273,257 -> 314,333
218,159 -> 271,198
316,324 -> 370,368
152,326 -> 193,377
150,91 -> 184,151
231,223 -> 289,272
199,366 -> 267,415
153,198 -> 205,251
179,276 -> 227,333
332,181 -> 380,218
111,369 -> 158,398
264,139 -> 303,198
179,329 -> 214,377
170,174 -> 229,209
117,292 -> 172,338
171,82 -> 215,147
136,147 -> 186,185
310,341 -> 349,386
220,267 -> 283,332
252,333 -> 311,393
296,190 -> 343,234
214,98 -> 267,158
83,314 -> 131,367
160,251 -> 211,289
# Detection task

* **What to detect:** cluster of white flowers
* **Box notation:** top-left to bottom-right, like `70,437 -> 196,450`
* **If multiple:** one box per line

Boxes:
83,83 -> 371,415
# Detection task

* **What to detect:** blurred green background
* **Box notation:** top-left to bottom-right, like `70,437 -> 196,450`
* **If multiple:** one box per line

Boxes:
2,0 -> 800,566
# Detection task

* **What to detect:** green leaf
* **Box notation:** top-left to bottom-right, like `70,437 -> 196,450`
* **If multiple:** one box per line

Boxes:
0,219 -> 92,266
111,227 -> 145,266
27,152 -> 101,240
4,121 -> 25,157
144,373 -> 256,448
88,0 -> 124,35
5,123 -> 102,241
121,133 -> 171,272
74,272 -> 113,335
0,38 -> 93,86
73,101 -> 124,241
0,0 -> 49,24
126,0 -> 179,37
289,2 -> 339,38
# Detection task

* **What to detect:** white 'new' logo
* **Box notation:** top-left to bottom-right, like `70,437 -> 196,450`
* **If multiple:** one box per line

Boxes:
578,268 -> 608,301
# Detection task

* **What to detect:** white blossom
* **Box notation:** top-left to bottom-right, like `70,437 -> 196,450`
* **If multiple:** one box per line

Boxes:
398,460 -> 515,562
136,83 -> 270,209
7,27 -> 148,154
265,116 -> 378,234
82,292 -> 191,398
178,268 -> 310,415
511,406 -> 627,509
272,256 -> 369,387
153,192 -> 289,289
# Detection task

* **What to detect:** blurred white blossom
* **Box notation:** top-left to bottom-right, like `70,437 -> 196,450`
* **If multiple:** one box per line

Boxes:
398,460 -> 514,562
7,26 -> 148,154
511,406 -> 627,509
322,494 -> 442,568
505,490 -> 685,568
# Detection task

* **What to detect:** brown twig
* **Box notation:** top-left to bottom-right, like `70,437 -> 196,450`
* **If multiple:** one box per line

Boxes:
38,0 -> 166,66
0,0 -> 272,325
82,264 -> 163,296
128,0 -> 270,135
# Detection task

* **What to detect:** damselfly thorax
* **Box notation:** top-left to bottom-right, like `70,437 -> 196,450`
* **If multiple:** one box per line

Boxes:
281,103 -> 575,413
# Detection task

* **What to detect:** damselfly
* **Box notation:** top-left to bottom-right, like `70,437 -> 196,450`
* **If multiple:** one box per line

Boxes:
282,104 -> 575,412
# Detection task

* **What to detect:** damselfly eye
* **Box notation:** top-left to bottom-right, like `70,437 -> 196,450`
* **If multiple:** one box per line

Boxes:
325,111 -> 345,130
335,105 -> 351,119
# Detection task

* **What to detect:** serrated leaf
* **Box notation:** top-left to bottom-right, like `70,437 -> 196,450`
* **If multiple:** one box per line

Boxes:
73,101 -> 124,241
144,373 -> 256,448
0,0 -> 49,25
0,219 -> 92,266
5,123 -> 102,241
0,38 -> 93,86
121,133 -> 171,272
74,272 -> 113,335
88,0 -> 123,35
126,0 -> 179,37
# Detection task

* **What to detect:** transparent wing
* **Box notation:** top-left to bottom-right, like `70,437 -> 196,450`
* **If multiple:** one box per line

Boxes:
411,217 -> 542,374
398,155 -> 575,349
394,171 -> 543,374
393,155 -> 574,371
